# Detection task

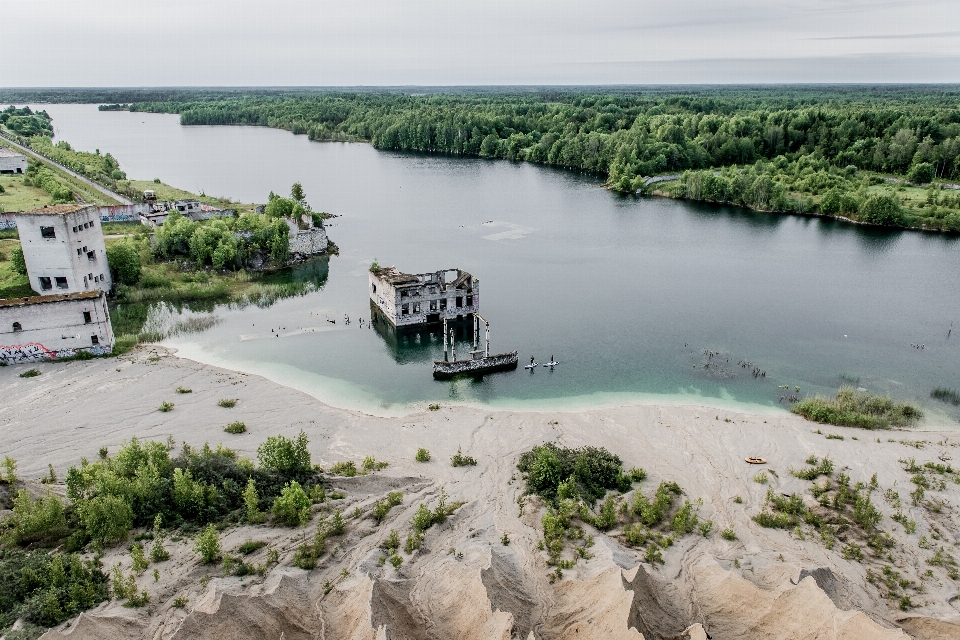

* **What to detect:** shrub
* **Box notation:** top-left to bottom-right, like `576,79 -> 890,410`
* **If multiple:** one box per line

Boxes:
106,242 -> 142,285
451,447 -> 477,467
415,448 -> 431,462
8,490 -> 68,546
256,431 -> 311,473
382,529 -> 400,553
907,162 -> 935,184
721,527 -> 736,541
271,481 -> 311,526
80,494 -> 134,546
517,443 -> 624,503
224,421 -> 247,434
791,387 -> 920,429
792,456 -> 834,480
628,467 -> 647,482
753,472 -> 768,484
328,510 -> 346,536
194,524 -> 221,564
592,496 -> 619,531
19,369 -> 40,378
130,543 -> 149,574
158,401 -> 174,412
1,455 -> 16,484
859,193 -> 905,226
238,540 -> 267,555
670,500 -> 699,535
412,503 -> 435,532
7,244 -> 28,276
362,456 -> 388,472
372,492 -> 403,522
390,554 -> 403,568
329,461 -> 358,477
243,478 -> 266,524
217,398 -> 237,408
176,386 -> 192,394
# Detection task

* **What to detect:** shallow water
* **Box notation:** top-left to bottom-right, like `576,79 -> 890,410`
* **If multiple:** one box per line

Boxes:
32,104 -> 960,421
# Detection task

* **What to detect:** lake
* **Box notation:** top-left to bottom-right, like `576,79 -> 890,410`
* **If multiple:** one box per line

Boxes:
31,104 -> 960,421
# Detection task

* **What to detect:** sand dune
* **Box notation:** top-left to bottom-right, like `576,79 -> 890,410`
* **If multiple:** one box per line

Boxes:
1,347 -> 958,639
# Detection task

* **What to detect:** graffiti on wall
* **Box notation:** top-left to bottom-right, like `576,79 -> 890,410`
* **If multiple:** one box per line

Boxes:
0,342 -> 110,364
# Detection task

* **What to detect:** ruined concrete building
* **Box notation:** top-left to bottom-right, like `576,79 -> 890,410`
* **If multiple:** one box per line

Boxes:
369,267 -> 479,326
16,204 -> 112,294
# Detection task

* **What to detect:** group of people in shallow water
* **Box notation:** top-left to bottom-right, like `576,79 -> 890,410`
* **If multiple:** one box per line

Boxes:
530,355 -> 558,366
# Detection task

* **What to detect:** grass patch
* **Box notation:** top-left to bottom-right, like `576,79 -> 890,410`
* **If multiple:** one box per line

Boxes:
791,386 -> 921,429
415,448 -> 431,462
224,421 -> 247,434
176,386 -> 192,394
931,387 -> 960,406
158,401 -> 174,412
237,540 -> 267,555
451,447 -> 477,467
218,398 -> 237,408
18,368 -> 40,378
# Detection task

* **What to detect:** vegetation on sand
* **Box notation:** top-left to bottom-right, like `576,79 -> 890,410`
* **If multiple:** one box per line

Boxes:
791,387 -> 921,429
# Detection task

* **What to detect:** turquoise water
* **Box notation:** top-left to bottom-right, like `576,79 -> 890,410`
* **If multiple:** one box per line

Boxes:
35,105 -> 960,421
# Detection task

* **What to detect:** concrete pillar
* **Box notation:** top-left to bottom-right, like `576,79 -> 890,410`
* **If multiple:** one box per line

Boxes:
443,317 -> 448,361
485,323 -> 490,358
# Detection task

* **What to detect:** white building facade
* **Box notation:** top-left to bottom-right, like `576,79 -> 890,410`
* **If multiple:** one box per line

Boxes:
369,267 -> 479,327
16,204 -> 112,294
0,291 -> 114,363
0,147 -> 27,174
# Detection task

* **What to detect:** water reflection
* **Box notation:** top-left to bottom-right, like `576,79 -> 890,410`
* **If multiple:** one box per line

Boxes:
370,302 -> 476,365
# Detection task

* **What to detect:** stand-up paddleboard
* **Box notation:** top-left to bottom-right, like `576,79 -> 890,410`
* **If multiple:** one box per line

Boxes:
524,362 -> 539,369
542,361 -> 560,367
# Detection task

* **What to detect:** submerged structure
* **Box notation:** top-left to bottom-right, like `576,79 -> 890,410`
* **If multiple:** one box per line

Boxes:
433,313 -> 518,379
369,266 -> 478,327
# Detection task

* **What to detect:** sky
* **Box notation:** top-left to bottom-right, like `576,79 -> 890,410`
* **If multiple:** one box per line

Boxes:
1,0 -> 959,86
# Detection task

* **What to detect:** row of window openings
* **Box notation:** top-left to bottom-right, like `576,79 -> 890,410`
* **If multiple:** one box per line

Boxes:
399,287 -> 472,298
12,312 -> 98,332
76,246 -> 97,261
38,220 -> 97,239
400,296 -> 471,315
38,273 -> 104,290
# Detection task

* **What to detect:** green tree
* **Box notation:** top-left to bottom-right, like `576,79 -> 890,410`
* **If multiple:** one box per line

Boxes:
80,494 -> 134,547
257,431 -> 311,474
860,193 -> 905,226
271,481 -> 311,526
243,477 -> 265,523
907,162 -> 934,184
290,182 -> 305,203
10,246 -> 27,276
106,242 -> 142,285
194,524 -> 221,564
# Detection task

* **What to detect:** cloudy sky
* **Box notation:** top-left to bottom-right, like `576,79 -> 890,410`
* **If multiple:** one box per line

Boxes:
2,0 -> 959,86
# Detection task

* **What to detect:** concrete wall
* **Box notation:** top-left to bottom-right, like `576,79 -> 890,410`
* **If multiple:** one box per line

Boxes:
0,212 -> 15,230
289,226 -> 328,257
0,151 -> 26,174
370,269 -> 479,327
17,207 -> 112,294
0,291 -> 114,364
0,204 -> 150,228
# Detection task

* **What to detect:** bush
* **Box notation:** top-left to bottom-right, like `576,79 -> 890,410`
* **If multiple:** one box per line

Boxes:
415,448 -> 431,462
10,246 -> 27,276
451,447 -> 477,467
243,478 -> 265,524
106,242 -> 142,285
7,490 -> 68,546
257,431 -> 311,474
792,387 -> 921,429
217,398 -> 237,408
271,481 -> 311,526
18,369 -> 40,378
907,162 -> 935,184
158,401 -> 174,412
224,421 -> 247,434
362,456 -> 388,472
1,456 -> 17,484
194,524 -> 221,564
329,461 -> 358,477
80,494 -> 134,546
517,443 -> 625,503
859,193 -> 905,226
0,548 -> 109,631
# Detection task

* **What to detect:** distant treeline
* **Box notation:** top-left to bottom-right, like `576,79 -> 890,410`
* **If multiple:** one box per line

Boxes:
6,87 -> 960,229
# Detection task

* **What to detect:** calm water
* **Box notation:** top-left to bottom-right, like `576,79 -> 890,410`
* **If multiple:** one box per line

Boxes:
33,104 -> 960,421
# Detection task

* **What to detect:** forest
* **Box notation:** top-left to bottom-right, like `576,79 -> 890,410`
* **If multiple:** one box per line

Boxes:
3,87 -> 960,229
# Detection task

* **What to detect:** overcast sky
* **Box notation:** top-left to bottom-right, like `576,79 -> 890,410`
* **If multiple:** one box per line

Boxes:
2,0 -> 959,86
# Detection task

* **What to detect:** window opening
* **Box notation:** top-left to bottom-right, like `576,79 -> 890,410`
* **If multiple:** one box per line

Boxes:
40,226 -> 56,238
55,277 -> 68,289
39,277 -> 52,290
91,335 -> 99,345
12,322 -> 22,332
83,311 -> 92,324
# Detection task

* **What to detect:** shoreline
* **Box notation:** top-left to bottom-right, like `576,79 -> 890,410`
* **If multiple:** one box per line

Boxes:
4,345 -> 960,639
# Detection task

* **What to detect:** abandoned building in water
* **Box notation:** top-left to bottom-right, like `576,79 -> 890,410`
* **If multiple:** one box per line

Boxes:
369,266 -> 479,327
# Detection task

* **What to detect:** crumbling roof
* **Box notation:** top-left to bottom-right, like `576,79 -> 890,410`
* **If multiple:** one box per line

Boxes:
0,290 -> 103,308
0,148 -> 25,158
375,267 -> 420,286
19,204 -> 96,216
452,271 -> 474,289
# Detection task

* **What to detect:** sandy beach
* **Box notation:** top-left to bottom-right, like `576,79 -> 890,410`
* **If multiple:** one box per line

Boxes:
2,346 -> 959,639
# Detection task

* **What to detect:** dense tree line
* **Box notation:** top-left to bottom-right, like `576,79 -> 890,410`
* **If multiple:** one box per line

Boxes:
153,210 -> 290,270
119,89 -> 960,192
0,106 -> 52,137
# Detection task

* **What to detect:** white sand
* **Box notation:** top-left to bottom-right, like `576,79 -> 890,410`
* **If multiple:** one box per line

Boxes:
2,346 -> 959,639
